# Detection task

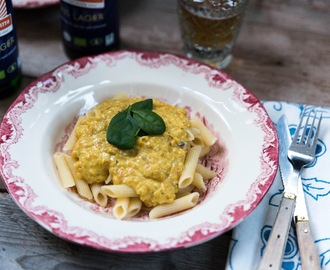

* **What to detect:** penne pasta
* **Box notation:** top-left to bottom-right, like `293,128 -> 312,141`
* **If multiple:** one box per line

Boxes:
63,153 -> 93,200
187,126 -> 203,147
199,146 -> 210,157
126,197 -> 143,218
178,145 -> 202,188
186,128 -> 195,141
190,127 -> 201,137
191,134 -> 205,147
62,153 -> 77,177
53,152 -> 76,188
75,179 -> 93,200
149,192 -> 200,219
113,197 -> 130,220
177,185 -> 194,194
191,116 -> 217,146
55,96 -> 220,221
176,185 -> 194,199
192,172 -> 206,191
101,184 -> 138,198
104,174 -> 112,184
90,183 -> 108,207
63,116 -> 85,151
196,163 -> 216,180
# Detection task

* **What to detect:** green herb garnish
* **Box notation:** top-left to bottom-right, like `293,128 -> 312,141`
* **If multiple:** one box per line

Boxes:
106,99 -> 166,150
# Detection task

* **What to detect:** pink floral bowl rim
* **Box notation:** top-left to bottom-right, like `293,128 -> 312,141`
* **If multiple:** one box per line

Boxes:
0,50 -> 278,253
12,0 -> 58,8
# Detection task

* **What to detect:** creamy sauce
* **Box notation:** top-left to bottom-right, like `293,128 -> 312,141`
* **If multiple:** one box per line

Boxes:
71,97 -> 191,207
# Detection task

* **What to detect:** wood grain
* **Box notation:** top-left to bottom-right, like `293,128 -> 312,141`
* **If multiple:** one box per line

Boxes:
296,220 -> 321,269
226,0 -> 330,106
0,193 -> 231,269
257,195 -> 296,270
1,0 -> 330,268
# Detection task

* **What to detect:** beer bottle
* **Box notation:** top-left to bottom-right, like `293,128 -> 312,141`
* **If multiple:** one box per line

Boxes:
60,0 -> 120,59
0,0 -> 21,98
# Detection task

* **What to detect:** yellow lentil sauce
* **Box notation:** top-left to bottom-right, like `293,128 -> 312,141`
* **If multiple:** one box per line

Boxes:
71,97 -> 191,207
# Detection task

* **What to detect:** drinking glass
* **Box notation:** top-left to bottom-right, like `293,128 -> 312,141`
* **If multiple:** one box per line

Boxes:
178,0 -> 248,69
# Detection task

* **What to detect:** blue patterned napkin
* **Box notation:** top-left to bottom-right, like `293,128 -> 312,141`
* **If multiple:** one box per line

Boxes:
225,101 -> 330,270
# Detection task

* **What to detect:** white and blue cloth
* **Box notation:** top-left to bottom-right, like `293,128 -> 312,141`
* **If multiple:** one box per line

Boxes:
225,101 -> 330,270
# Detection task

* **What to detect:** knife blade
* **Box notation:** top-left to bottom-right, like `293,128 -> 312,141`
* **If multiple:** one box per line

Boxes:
277,116 -> 293,187
258,116 -> 297,270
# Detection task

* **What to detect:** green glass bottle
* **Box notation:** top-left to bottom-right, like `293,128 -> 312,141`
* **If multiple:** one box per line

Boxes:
0,0 -> 21,98
60,0 -> 120,59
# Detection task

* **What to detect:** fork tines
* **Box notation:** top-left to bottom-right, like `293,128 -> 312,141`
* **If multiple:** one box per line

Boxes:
293,108 -> 322,152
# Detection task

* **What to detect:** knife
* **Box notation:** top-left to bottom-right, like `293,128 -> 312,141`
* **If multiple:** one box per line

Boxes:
294,158 -> 320,266
258,115 -> 297,270
258,116 -> 320,270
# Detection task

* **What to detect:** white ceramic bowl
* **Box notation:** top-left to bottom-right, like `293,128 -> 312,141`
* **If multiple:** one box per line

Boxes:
0,50 -> 278,252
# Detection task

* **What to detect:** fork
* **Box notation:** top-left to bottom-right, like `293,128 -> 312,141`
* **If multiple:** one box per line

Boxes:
288,109 -> 322,270
258,109 -> 322,270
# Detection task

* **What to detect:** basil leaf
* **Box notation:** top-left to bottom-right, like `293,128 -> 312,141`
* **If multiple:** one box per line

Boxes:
106,108 -> 140,150
106,99 -> 166,150
137,129 -> 148,137
132,109 -> 166,135
131,99 -> 153,111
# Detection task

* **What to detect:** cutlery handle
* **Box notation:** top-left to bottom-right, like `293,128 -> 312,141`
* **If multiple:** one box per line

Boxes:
295,220 -> 321,270
258,193 -> 295,270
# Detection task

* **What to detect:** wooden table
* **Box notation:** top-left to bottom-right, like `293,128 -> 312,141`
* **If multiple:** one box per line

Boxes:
1,0 -> 329,268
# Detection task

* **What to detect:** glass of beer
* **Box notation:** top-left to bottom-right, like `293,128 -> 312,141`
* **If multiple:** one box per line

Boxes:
178,0 -> 248,69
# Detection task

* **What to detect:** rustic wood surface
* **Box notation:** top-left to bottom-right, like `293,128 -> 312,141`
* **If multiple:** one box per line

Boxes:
1,0 -> 330,269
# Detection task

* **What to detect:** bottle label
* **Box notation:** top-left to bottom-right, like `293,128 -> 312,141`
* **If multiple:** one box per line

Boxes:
62,0 -> 104,9
60,0 -> 119,57
0,0 -> 20,92
0,1 -> 13,37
